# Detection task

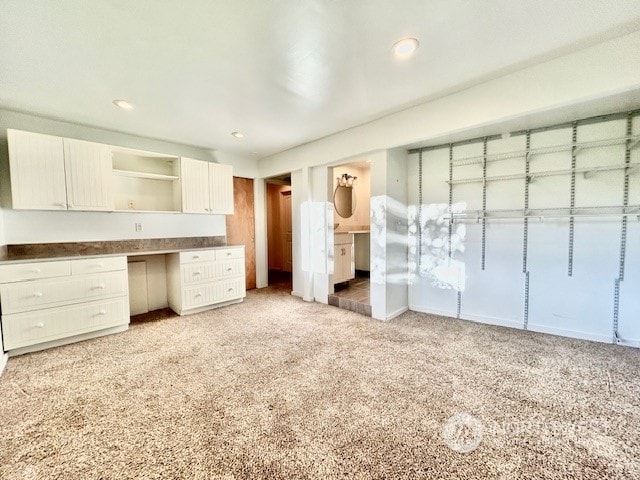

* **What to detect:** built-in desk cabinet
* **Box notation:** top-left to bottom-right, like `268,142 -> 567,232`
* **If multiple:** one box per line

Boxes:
0,256 -> 130,355
166,247 -> 246,315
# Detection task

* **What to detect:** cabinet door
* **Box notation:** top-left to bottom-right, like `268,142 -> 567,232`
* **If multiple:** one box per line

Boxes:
181,157 -> 210,213
208,163 -> 234,214
7,129 -> 67,210
63,138 -> 114,211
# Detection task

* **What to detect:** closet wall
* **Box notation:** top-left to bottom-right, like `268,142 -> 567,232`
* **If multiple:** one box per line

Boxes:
408,113 -> 639,345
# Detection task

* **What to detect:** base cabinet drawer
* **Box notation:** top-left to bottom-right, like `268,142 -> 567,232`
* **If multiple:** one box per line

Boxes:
0,260 -> 71,283
0,271 -> 128,314
2,297 -> 130,350
181,277 -> 246,310
181,262 -> 216,285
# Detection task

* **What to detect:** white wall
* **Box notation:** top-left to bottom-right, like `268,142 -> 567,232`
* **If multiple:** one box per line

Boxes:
408,117 -> 639,345
0,109 -> 255,244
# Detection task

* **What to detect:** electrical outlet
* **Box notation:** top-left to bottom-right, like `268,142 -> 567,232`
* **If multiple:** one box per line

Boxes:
128,199 -> 134,209
135,222 -> 143,232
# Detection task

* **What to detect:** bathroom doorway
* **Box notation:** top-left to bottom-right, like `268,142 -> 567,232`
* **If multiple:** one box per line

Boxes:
328,160 -> 371,316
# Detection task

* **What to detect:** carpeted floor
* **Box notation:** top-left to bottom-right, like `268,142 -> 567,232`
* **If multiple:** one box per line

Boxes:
1,286 -> 639,479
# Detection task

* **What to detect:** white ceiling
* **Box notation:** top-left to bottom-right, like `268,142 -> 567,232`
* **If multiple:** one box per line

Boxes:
1,0 -> 639,158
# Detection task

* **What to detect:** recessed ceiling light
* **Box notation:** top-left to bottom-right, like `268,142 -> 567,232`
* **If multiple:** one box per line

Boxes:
392,38 -> 419,58
113,99 -> 134,110
231,131 -> 244,139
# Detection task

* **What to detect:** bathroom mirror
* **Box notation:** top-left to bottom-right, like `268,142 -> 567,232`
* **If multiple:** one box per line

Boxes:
334,185 -> 356,218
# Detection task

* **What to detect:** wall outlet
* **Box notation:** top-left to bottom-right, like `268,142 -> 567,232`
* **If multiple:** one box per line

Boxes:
135,222 -> 143,232
128,199 -> 134,209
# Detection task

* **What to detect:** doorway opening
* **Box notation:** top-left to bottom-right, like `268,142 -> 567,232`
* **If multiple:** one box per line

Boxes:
265,174 -> 293,292
328,161 -> 371,316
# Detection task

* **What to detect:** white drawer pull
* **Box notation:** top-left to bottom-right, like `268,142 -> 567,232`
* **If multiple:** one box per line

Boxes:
195,293 -> 202,297
228,288 -> 234,292
92,284 -> 106,290
226,267 -> 233,272
93,263 -> 104,268
33,292 -> 43,298
98,309 -> 106,315
193,271 -> 201,276
226,252 -> 232,256
31,267 -> 41,274
193,255 -> 200,260
35,322 -> 45,328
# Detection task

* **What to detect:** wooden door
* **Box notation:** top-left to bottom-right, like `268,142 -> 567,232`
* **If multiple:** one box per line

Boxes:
7,129 -> 67,210
281,192 -> 293,273
63,138 -> 114,211
226,177 -> 256,289
209,163 -> 234,214
180,157 -> 210,213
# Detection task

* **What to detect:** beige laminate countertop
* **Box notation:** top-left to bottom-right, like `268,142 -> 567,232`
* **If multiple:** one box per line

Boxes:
0,245 -> 245,266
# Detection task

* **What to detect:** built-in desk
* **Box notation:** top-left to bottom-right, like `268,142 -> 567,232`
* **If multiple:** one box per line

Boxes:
0,239 -> 246,357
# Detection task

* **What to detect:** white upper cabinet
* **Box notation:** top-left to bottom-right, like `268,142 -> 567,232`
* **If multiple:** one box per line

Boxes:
182,157 -> 234,214
8,130 -> 113,212
8,129 -> 67,210
209,162 -> 234,215
63,138 -> 114,211
181,157 -> 211,213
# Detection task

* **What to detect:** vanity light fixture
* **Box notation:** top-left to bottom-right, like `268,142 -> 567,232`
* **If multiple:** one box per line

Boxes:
337,173 -> 357,187
231,131 -> 245,139
113,99 -> 134,110
392,37 -> 419,59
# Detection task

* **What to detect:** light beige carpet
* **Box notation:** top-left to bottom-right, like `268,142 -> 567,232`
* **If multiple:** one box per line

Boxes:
0,286 -> 638,479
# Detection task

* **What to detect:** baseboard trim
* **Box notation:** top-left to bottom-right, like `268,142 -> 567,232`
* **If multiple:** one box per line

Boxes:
462,312 -> 524,330
409,305 -> 457,318
386,306 -> 409,321
526,324 -> 613,344
0,353 -> 7,376
408,306 -> 624,346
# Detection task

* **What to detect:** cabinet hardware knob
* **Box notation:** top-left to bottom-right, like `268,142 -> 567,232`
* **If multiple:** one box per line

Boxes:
228,288 -> 233,292
94,284 -> 105,290
35,322 -> 45,328
94,263 -> 104,268
193,255 -> 200,259
227,268 -> 233,272
195,293 -> 202,297
33,292 -> 43,297
226,252 -> 231,256
98,309 -> 106,315
193,271 -> 201,276
32,268 -> 41,273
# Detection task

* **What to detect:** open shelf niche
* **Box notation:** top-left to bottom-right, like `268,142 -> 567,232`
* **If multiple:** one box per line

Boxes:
111,147 -> 182,212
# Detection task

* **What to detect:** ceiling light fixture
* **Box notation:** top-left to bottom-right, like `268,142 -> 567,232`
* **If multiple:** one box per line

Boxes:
112,99 -> 134,110
231,131 -> 244,139
392,37 -> 419,58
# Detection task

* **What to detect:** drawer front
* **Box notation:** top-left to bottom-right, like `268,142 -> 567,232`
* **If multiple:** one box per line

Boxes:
214,247 -> 244,260
2,297 -> 129,350
217,277 -> 246,302
0,261 -> 71,283
181,262 -> 216,285
179,250 -> 215,264
71,256 -> 126,275
181,278 -> 246,310
215,259 -> 244,278
0,271 -> 127,314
